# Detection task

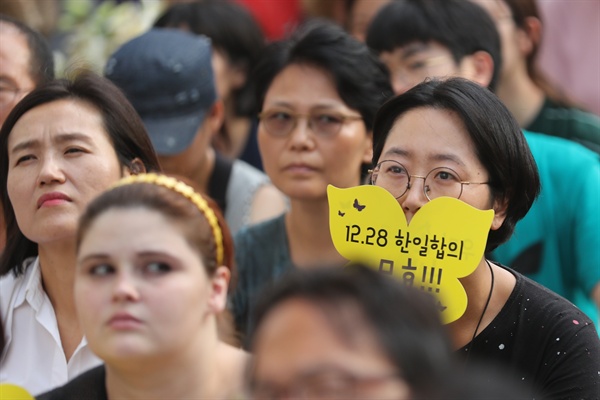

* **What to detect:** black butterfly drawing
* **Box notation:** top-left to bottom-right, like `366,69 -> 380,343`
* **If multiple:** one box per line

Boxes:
353,198 -> 366,211
338,210 -> 345,217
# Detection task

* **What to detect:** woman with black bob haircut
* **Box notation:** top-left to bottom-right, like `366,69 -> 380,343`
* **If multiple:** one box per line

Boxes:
371,77 -> 599,398
253,19 -> 391,135
0,71 -> 160,395
231,19 -> 393,343
372,77 -> 538,253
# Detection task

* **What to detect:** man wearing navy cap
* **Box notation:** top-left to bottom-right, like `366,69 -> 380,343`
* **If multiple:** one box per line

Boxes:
105,28 -> 286,234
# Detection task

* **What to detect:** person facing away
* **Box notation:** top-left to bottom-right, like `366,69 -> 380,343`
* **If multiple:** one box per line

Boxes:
0,14 -> 55,252
248,264 -> 536,400
366,0 -> 600,334
230,20 -> 393,344
0,71 -> 161,395
37,174 -> 249,400
105,28 -> 287,236
154,0 -> 267,171
471,0 -> 600,154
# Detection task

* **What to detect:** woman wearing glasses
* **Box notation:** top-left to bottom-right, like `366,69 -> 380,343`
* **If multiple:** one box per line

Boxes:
371,77 -> 599,399
230,20 -> 393,342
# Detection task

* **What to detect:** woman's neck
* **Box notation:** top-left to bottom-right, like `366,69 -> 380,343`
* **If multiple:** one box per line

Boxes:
285,198 -> 346,269
38,240 -> 81,361
446,258 -> 515,349
106,328 -> 247,400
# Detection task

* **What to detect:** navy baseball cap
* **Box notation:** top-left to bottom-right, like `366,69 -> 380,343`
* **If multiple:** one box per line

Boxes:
105,28 -> 217,155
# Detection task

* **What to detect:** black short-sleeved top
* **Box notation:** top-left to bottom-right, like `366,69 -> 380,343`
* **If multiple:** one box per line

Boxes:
457,266 -> 600,400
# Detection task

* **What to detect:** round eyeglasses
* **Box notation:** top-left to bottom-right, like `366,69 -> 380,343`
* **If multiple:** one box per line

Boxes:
258,110 -> 363,138
370,160 -> 489,201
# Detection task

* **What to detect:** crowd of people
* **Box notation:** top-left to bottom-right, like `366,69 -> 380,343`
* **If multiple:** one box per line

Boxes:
1,1 -> 599,399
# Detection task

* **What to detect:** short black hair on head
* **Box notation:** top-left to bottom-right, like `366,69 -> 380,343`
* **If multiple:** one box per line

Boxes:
250,263 -> 453,397
252,18 -> 393,132
154,0 -> 265,117
372,78 -> 540,251
0,14 -> 54,86
365,0 -> 502,91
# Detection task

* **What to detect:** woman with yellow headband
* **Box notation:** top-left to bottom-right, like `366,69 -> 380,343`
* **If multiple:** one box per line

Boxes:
38,174 -> 248,400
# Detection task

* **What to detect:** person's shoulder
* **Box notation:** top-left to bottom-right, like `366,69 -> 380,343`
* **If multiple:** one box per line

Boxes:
524,130 -> 597,156
0,271 -> 21,297
36,365 -> 107,400
234,214 -> 286,247
512,270 -> 596,330
233,214 -> 290,279
531,99 -> 600,152
524,131 -> 599,168
0,257 -> 37,314
539,98 -> 600,128
231,159 -> 269,184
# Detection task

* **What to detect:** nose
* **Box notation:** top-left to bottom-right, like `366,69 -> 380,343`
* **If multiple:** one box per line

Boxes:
112,271 -> 141,302
391,71 -> 417,95
37,154 -> 66,187
288,117 -> 316,151
392,77 -> 412,95
399,177 -> 428,223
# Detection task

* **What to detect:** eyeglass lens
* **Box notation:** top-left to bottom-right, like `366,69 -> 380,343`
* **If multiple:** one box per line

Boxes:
262,111 -> 346,137
371,160 -> 464,200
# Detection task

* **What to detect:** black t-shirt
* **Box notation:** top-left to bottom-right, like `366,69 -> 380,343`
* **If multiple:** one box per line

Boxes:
37,365 -> 107,400
457,267 -> 600,400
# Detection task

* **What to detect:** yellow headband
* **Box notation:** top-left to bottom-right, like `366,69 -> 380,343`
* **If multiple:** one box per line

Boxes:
113,173 -> 224,265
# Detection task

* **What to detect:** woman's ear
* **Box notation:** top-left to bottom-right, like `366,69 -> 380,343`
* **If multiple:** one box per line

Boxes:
491,197 -> 508,231
207,266 -> 231,314
123,158 -> 146,176
518,16 -> 542,57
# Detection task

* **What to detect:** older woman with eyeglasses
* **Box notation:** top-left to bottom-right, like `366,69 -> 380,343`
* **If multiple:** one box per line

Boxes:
230,20 -> 393,344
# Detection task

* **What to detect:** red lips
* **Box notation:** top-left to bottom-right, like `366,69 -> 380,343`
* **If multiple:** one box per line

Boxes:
37,192 -> 72,208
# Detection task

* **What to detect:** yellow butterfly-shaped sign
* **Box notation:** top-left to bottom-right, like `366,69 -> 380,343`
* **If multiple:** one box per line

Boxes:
0,384 -> 34,400
327,184 -> 494,324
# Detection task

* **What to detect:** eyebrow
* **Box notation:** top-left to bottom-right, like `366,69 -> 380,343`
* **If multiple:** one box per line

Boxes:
400,43 -> 431,60
382,146 -> 466,166
77,253 -> 110,264
265,100 -> 346,111
78,250 -> 175,264
10,132 -> 96,155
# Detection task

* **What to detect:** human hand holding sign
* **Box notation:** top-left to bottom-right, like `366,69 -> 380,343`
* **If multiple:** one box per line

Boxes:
328,184 -> 494,324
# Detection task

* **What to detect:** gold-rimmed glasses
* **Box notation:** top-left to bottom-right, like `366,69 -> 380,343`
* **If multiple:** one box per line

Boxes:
370,160 -> 489,200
